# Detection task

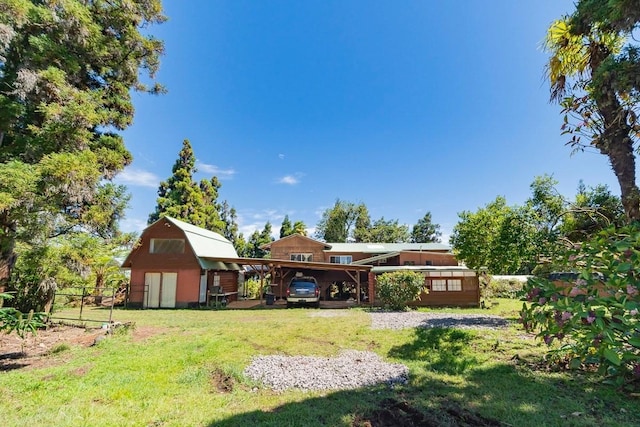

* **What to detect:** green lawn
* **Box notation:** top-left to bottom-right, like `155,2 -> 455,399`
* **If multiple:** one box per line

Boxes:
0,299 -> 638,426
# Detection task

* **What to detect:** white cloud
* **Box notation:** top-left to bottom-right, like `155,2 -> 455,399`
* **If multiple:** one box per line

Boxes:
115,168 -> 160,188
120,217 -> 149,234
196,160 -> 236,179
278,175 -> 299,185
278,154 -> 285,160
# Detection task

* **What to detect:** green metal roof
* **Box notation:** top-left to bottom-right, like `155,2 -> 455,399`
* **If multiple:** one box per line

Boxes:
165,217 -> 239,259
326,242 -> 450,253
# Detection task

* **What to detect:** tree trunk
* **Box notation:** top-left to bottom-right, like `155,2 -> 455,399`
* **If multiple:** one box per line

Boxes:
0,214 -> 17,296
594,87 -> 640,223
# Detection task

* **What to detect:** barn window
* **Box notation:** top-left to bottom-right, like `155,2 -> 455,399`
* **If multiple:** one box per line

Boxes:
329,255 -> 352,264
290,253 -> 313,262
150,239 -> 185,254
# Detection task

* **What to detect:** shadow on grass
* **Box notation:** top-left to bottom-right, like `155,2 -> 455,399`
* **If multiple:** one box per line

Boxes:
206,360 -> 637,427
388,328 -> 479,375
207,327 -> 638,427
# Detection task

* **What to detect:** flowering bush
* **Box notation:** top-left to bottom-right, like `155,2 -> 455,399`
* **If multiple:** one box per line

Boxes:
376,271 -> 426,311
521,225 -> 640,386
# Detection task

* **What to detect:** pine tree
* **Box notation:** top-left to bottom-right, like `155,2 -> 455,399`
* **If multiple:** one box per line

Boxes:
280,215 -> 293,238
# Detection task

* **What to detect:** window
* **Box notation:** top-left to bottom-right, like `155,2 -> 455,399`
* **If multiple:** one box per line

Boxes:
290,253 -> 313,262
403,261 -> 416,266
431,279 -> 447,291
424,260 -> 433,266
329,255 -> 352,264
430,278 -> 462,291
448,279 -> 462,291
150,239 -> 185,254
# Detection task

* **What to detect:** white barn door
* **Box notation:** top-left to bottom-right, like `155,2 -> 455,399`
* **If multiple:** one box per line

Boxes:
144,272 -> 177,308
160,272 -> 177,308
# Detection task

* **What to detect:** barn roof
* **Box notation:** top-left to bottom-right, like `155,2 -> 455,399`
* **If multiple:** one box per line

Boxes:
163,217 -> 239,259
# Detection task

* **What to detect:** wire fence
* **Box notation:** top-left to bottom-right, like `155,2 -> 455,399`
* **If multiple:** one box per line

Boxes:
49,285 -> 126,325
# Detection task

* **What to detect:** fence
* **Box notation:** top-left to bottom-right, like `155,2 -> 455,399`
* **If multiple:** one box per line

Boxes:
49,285 -> 125,325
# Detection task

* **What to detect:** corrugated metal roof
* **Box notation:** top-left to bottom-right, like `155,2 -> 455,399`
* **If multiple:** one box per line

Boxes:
326,242 -> 450,253
371,265 -> 473,274
165,217 -> 239,259
351,251 -> 401,265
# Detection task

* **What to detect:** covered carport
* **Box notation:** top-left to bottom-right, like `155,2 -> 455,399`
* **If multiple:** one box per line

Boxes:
210,257 -> 372,305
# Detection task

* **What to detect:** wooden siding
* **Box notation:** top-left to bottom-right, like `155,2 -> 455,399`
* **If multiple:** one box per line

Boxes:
269,235 -> 328,262
408,276 -> 480,307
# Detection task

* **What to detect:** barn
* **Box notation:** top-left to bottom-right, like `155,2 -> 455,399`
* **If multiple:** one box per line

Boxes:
121,217 -> 241,308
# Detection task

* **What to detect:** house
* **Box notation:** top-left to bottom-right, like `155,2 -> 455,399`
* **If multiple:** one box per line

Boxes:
263,234 -> 480,307
121,217 -> 241,308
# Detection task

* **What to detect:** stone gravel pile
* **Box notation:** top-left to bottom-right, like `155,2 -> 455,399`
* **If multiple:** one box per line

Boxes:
243,350 -> 408,392
370,311 -> 509,330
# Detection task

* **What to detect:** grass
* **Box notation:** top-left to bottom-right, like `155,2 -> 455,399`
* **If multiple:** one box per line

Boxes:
0,298 -> 638,426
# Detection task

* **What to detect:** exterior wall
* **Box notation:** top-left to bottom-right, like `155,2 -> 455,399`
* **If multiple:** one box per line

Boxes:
208,271 -> 240,302
398,251 -> 457,266
409,275 -> 479,307
268,235 -> 328,262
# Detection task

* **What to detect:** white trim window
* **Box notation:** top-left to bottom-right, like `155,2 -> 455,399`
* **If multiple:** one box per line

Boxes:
290,253 -> 313,262
430,278 -> 462,292
329,255 -> 352,264
431,279 -> 447,291
150,238 -> 185,254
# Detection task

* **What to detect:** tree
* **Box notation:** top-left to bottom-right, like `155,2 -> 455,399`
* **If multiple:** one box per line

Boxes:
315,200 -> 367,242
411,212 -> 442,243
279,215 -> 293,238
545,4 -> 640,221
246,222 -> 274,258
0,1 -> 165,296
365,217 -> 410,243
292,220 -> 307,236
561,181 -> 625,242
149,139 -> 224,232
218,200 -> 246,255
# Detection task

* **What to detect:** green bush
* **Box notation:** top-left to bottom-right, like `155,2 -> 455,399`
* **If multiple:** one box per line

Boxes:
0,293 -> 46,338
488,277 -> 526,299
520,225 -> 640,387
376,271 -> 425,311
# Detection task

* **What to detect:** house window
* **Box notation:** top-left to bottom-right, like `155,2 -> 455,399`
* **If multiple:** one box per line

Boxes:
329,255 -> 352,264
431,279 -> 447,291
150,239 -> 185,254
430,279 -> 462,291
290,253 -> 313,262
403,261 -> 416,266
448,279 -> 462,291
425,260 -> 433,266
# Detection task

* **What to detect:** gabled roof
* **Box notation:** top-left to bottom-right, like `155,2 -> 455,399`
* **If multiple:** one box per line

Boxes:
326,242 -> 450,253
261,233 -> 332,250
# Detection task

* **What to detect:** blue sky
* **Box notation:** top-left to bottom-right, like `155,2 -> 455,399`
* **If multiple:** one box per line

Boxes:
115,0 -> 620,243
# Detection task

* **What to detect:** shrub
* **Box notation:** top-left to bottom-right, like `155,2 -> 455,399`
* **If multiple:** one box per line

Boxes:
520,225 -> 640,387
0,293 -> 47,338
376,271 -> 425,311
488,277 -> 526,299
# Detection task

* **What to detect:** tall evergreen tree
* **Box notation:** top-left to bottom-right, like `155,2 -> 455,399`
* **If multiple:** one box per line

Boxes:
292,220 -> 308,236
279,215 -> 293,238
0,1 -> 165,294
411,212 -> 442,243
149,140 -> 224,232
218,200 -> 246,254
246,222 -> 274,258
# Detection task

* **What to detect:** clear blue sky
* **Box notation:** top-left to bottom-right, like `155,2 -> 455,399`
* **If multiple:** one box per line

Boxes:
115,0 -> 620,243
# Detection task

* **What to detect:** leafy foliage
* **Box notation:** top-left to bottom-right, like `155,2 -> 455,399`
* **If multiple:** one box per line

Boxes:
0,293 -> 46,339
521,224 -> 640,386
245,222 -> 274,258
315,199 -> 368,242
545,3 -> 640,221
376,270 -> 425,311
411,211 -> 442,243
0,0 -> 165,302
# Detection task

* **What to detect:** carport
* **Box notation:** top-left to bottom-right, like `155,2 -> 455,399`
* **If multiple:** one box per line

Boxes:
210,257 -> 372,305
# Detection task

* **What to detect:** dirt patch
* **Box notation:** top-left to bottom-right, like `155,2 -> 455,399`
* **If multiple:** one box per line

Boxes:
354,398 -> 503,427
211,368 -> 234,393
130,325 -> 167,342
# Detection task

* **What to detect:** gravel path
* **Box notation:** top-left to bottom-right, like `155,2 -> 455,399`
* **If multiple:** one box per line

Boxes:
370,311 -> 509,330
243,350 -> 408,392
